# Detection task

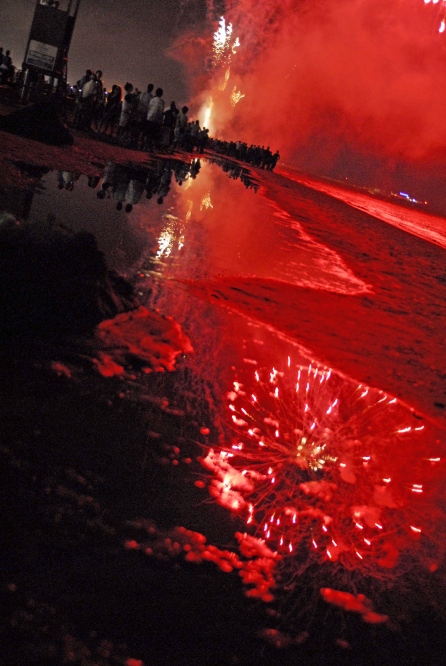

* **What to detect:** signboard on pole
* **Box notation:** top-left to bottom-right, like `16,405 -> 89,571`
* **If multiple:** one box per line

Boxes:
26,40 -> 59,71
22,1 -> 81,78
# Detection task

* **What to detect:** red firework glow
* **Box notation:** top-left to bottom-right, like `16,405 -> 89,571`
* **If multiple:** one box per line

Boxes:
181,0 -> 446,208
199,358 -> 446,577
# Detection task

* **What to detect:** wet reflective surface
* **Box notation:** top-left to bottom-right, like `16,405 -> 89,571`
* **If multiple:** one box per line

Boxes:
2,147 -> 446,665
8,154 -> 370,297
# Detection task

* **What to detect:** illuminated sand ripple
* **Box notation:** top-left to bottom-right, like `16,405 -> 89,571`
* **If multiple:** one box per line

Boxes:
279,168 -> 446,251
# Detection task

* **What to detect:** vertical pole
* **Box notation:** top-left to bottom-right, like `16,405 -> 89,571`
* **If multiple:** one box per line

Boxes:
20,68 -> 30,103
72,0 -> 81,22
22,0 -> 42,69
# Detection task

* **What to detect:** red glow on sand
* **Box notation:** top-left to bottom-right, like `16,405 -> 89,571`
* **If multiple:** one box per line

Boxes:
196,358 -> 446,582
177,1 -> 446,207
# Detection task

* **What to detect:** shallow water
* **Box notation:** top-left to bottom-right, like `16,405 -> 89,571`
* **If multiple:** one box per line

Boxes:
17,156 -> 369,295
0,153 -> 376,380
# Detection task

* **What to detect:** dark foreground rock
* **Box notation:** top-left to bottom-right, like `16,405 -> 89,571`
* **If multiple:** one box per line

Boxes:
0,101 -> 73,146
0,213 -> 137,341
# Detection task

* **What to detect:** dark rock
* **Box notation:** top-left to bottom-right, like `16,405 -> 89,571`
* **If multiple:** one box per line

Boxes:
0,216 -> 139,342
0,101 -> 73,146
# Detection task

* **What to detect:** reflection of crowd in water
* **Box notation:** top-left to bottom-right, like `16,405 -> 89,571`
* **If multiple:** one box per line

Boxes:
56,158 -> 202,212
209,139 -> 280,171
208,158 -> 259,192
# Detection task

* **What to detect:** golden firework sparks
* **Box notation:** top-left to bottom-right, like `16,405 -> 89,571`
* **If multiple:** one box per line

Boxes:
204,96 -> 214,128
423,0 -> 446,32
185,200 -> 193,221
213,17 -> 233,65
219,67 -> 231,91
200,192 -> 213,210
230,86 -> 245,107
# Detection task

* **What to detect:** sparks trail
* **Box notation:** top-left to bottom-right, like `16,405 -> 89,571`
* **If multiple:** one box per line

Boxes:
200,358 -> 446,578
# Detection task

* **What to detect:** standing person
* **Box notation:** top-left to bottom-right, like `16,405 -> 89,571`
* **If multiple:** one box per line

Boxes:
0,50 -> 12,85
136,83 -> 154,119
172,105 -> 188,151
76,72 -> 96,129
72,79 -> 83,125
131,83 -> 154,148
163,101 -> 178,151
92,70 -> 105,130
78,69 -> 93,92
117,82 -> 135,143
182,120 -> 195,152
143,87 -> 164,152
97,85 -> 122,136
189,119 -> 200,151
196,127 -> 209,154
269,150 -> 280,171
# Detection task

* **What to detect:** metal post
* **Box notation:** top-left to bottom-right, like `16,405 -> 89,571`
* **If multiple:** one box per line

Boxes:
72,0 -> 81,22
20,67 -> 31,103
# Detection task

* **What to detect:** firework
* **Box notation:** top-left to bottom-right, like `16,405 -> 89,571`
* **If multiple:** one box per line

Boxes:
213,16 -> 234,66
200,359 -> 445,577
219,67 -> 231,91
199,14 -> 243,130
230,85 -> 245,107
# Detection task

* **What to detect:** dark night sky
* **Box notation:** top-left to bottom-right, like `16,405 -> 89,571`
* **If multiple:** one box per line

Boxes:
0,0 -> 207,103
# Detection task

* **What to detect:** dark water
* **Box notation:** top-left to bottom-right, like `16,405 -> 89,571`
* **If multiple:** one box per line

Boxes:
10,155 -> 367,291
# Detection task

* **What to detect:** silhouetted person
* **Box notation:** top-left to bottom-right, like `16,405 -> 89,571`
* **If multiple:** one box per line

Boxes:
117,82 -> 135,143
76,72 -> 96,129
131,83 -> 154,147
173,105 -> 188,150
0,50 -> 12,85
93,70 -> 105,129
97,85 -> 122,136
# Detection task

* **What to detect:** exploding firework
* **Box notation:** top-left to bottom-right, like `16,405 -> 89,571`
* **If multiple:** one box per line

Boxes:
213,16 -> 235,65
198,14 -> 244,130
200,358 -> 445,577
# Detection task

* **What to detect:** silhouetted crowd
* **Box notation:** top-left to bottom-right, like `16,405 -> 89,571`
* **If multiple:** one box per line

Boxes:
209,139 -> 280,171
72,71 -> 210,155
70,69 -> 280,168
1,55 -> 280,169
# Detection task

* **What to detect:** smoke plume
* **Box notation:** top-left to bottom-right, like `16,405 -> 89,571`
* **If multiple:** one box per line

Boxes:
186,0 -> 446,203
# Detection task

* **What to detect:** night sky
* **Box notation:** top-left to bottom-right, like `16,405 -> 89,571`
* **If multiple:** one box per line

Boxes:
0,0 -> 207,103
